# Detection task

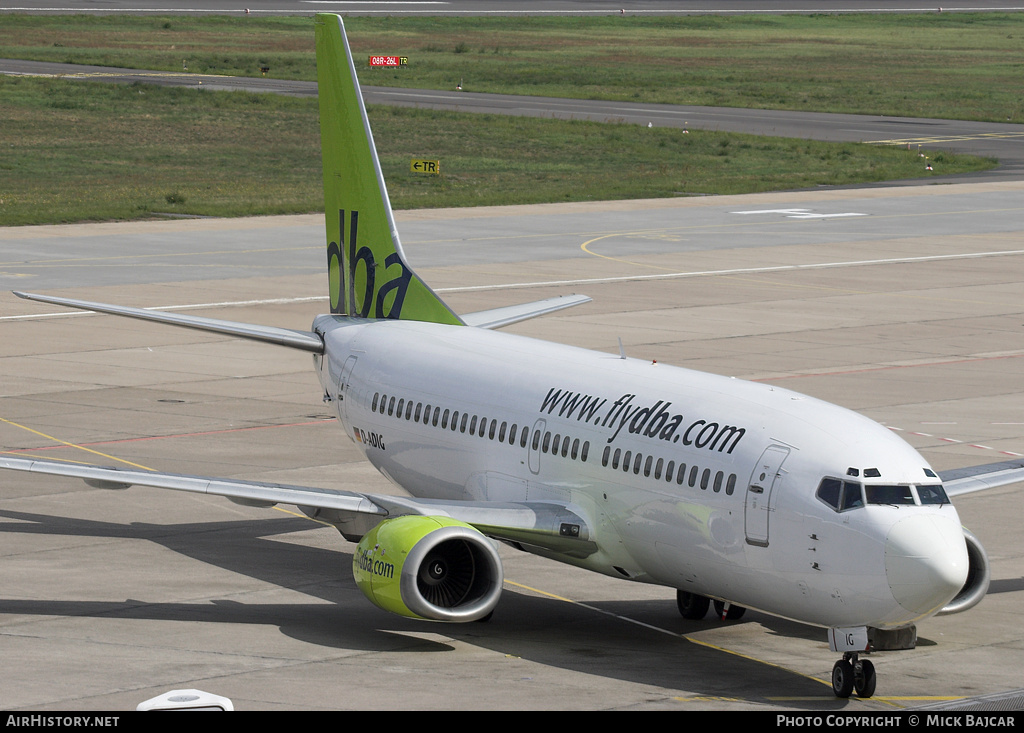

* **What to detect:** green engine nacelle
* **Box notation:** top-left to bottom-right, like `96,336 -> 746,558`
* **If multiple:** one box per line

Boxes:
353,515 -> 504,622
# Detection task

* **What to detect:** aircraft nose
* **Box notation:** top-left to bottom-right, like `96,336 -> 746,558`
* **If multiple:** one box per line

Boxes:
885,514 -> 968,617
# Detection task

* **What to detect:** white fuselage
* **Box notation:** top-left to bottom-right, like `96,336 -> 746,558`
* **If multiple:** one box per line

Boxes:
314,315 -> 969,631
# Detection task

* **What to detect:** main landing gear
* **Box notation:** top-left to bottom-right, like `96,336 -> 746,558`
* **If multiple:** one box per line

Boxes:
676,591 -> 746,621
831,653 -> 876,699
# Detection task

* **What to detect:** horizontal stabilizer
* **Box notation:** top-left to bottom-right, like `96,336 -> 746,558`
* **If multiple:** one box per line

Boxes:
13,292 -> 324,354
461,294 -> 592,329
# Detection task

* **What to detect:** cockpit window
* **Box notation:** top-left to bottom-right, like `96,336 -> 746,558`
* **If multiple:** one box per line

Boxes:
817,478 -> 841,509
917,483 -> 950,505
841,482 -> 864,510
865,484 -> 915,505
821,478 -> 949,510
816,478 -> 863,512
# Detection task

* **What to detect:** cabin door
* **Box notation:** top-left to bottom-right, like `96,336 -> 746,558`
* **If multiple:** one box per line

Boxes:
528,419 -> 546,474
336,355 -> 358,422
745,445 -> 790,547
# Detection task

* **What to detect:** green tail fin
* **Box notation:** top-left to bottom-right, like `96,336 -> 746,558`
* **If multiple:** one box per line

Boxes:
314,14 -> 462,325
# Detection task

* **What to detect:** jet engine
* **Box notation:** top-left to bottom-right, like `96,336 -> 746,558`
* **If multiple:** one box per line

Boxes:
938,527 -> 990,615
353,515 -> 503,622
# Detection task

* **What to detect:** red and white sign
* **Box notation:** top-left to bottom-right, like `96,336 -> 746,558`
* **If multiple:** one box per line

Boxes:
368,56 -> 408,67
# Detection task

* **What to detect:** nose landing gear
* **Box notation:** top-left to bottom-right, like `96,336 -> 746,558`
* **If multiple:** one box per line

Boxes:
832,653 -> 876,698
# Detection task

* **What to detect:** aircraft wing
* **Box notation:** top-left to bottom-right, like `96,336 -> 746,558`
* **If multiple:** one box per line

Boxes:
0,456 -> 597,557
939,457 -> 1024,497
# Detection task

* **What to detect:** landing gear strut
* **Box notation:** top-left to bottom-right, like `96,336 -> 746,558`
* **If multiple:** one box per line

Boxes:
832,653 -> 876,698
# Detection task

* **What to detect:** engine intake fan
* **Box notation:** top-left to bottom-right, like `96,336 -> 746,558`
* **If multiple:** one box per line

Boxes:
354,515 -> 503,622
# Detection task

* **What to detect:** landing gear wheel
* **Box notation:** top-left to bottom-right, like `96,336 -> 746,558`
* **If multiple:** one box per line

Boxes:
676,591 -> 710,620
854,659 -> 876,698
713,600 -> 746,620
832,659 -> 855,698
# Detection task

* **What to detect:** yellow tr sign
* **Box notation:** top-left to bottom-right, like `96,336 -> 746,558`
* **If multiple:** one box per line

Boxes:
410,160 -> 440,175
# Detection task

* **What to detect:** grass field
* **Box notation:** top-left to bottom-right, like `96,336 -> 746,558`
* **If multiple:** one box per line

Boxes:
2,13 -> 1021,122
0,13 -> 1011,224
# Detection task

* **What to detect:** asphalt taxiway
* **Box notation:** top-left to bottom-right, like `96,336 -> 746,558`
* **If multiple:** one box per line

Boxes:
1,181 -> 1023,710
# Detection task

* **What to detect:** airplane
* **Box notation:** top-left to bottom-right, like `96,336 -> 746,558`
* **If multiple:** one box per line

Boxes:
2,13 -> 1023,700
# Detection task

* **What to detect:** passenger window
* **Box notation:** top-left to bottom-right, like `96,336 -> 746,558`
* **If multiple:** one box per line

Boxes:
726,474 -> 737,495
581,442 -> 589,462
713,471 -> 723,493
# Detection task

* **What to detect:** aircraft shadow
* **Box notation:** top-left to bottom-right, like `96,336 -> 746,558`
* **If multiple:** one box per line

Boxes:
0,509 -> 851,705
